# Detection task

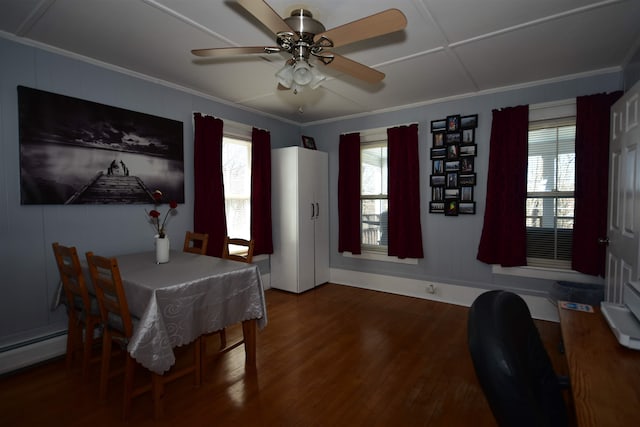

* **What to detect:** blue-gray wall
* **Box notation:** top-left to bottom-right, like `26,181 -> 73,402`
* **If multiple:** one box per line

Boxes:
0,34 -> 630,350
624,44 -> 640,90
0,37 -> 299,348
304,73 -> 623,297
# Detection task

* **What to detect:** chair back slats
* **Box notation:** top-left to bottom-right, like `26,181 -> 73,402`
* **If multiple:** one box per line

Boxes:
86,252 -> 133,339
52,242 -> 91,316
52,242 -> 102,377
183,231 -> 209,255
222,237 -> 255,263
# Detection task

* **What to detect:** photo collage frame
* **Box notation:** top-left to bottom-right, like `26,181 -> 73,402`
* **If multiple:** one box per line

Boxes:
429,114 -> 478,215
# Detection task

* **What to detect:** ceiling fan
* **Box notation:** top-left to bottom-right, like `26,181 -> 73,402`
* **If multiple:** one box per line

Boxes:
191,0 -> 407,93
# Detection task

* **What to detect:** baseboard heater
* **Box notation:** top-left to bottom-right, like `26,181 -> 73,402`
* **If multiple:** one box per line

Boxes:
0,331 -> 67,376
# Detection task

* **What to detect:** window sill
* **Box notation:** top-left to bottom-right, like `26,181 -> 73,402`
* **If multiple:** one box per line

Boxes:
492,264 -> 603,284
342,251 -> 418,265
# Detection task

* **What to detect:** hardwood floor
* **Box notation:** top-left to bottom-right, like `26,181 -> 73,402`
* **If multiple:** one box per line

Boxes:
0,284 -> 569,426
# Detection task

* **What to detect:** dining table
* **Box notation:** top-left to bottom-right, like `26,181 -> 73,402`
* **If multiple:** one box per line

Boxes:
86,249 -> 267,375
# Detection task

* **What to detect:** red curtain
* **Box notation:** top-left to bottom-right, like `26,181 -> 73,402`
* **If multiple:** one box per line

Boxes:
572,91 -> 622,276
193,113 -> 227,257
477,106 -> 529,266
338,132 -> 361,254
387,124 -> 424,259
250,127 -> 273,255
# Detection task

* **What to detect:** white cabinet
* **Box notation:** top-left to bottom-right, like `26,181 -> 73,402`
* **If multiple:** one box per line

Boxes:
271,147 -> 329,293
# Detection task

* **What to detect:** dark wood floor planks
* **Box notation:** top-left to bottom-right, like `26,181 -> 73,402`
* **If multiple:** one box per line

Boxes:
0,283 -> 568,426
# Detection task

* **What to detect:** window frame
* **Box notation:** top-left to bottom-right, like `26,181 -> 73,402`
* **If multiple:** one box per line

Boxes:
221,122 -> 252,241
343,126 -> 418,265
525,115 -> 576,270
360,139 -> 388,253
494,99 -> 603,283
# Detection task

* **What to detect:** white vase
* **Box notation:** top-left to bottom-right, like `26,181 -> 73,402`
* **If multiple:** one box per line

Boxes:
155,235 -> 170,264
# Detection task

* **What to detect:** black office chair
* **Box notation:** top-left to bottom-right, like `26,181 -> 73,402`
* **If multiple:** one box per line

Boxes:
467,290 -> 569,427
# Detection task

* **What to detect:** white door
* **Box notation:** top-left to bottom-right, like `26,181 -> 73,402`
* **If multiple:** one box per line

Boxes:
606,81 -> 640,303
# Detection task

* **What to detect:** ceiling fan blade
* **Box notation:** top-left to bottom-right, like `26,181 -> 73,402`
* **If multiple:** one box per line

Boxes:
237,0 -> 295,36
314,9 -> 407,48
323,53 -> 385,84
191,46 -> 280,57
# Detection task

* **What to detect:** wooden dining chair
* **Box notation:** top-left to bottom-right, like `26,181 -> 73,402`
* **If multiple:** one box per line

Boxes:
85,251 -> 201,419
222,236 -> 255,263
183,231 -> 209,255
51,242 -> 101,378
201,236 -> 256,376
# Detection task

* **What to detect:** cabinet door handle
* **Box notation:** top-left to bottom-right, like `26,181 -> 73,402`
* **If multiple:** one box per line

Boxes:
316,203 -> 320,218
311,203 -> 315,219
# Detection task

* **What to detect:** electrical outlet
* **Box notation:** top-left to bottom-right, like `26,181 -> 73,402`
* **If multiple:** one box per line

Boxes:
426,284 -> 436,294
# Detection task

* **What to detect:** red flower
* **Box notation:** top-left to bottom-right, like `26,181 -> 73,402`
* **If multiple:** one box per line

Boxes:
146,191 -> 178,238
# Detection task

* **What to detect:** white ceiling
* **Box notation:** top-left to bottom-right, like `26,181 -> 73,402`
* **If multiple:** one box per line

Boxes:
1,0 -> 639,124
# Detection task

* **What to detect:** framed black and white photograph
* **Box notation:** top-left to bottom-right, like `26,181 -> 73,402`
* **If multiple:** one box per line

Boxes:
461,114 -> 478,129
431,119 -> 447,132
18,86 -> 184,205
433,159 -> 444,174
445,188 -> 459,199
460,157 -> 474,173
462,128 -> 475,144
460,144 -> 477,157
429,112 -> 478,215
431,147 -> 447,159
446,172 -> 458,188
430,175 -> 445,187
430,201 -> 445,213
460,186 -> 474,201
432,187 -> 444,201
445,160 -> 460,171
301,135 -> 317,149
459,202 -> 476,214
459,173 -> 477,186
446,132 -> 461,144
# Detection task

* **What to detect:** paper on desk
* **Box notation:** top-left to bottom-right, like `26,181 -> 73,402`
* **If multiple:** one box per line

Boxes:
559,300 -> 594,313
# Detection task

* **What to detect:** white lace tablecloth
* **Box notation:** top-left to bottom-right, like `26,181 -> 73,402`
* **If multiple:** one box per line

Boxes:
109,250 -> 266,374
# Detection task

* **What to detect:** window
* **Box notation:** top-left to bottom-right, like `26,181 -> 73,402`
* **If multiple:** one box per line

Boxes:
526,100 -> 576,268
222,136 -> 251,239
361,140 -> 388,252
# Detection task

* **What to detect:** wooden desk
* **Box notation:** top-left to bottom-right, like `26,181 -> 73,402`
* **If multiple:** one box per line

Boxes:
558,305 -> 640,426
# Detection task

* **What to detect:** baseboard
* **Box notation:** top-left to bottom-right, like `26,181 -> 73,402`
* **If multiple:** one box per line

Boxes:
329,268 -> 559,322
1,272 -> 272,376
0,334 -> 67,376
0,270 -> 554,376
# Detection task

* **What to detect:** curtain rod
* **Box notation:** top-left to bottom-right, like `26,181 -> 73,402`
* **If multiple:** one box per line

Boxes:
193,112 -> 269,134
340,122 -> 419,136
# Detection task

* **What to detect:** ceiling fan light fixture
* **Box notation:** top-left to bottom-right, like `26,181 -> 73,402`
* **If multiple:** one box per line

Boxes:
292,61 -> 313,86
276,60 -> 325,91
193,4 -> 408,94
308,65 -> 326,89
275,63 -> 294,88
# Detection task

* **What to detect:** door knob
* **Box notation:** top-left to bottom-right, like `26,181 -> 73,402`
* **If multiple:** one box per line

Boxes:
598,237 -> 609,245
